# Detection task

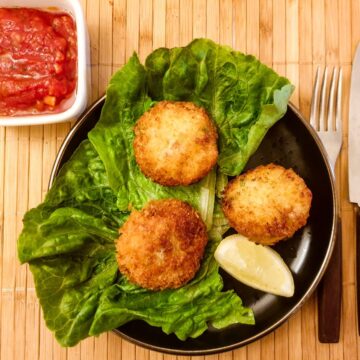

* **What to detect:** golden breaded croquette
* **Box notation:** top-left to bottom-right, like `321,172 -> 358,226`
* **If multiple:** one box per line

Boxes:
133,101 -> 218,186
116,199 -> 208,290
222,163 -> 312,245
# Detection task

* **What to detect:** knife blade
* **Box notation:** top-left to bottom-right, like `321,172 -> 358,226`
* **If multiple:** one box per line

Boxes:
348,42 -> 360,334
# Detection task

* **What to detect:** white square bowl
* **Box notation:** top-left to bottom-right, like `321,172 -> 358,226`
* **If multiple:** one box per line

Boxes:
0,0 -> 90,126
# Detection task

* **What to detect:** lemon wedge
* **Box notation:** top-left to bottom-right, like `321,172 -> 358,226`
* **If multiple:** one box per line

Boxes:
214,234 -> 294,297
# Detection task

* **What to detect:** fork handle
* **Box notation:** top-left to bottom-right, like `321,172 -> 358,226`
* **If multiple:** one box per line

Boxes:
318,216 -> 342,343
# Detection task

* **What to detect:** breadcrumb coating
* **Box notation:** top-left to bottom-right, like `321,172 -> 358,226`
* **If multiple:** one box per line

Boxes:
134,101 -> 218,186
116,199 -> 208,290
222,163 -> 312,245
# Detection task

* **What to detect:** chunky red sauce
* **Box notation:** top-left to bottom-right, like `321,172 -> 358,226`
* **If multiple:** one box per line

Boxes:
0,8 -> 77,115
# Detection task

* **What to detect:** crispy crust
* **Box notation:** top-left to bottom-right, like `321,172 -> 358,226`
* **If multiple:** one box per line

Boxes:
133,101 -> 218,186
116,199 -> 208,290
222,163 -> 312,245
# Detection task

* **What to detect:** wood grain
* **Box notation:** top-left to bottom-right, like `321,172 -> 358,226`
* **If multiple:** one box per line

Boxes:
0,1 -> 359,359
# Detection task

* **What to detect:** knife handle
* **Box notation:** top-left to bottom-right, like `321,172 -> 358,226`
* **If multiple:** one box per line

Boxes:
318,216 -> 342,343
356,206 -> 360,334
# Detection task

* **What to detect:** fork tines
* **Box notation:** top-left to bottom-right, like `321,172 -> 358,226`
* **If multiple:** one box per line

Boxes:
310,66 -> 343,132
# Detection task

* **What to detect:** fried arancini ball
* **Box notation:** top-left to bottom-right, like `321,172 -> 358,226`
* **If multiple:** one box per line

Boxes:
222,164 -> 312,245
116,199 -> 208,290
133,101 -> 218,186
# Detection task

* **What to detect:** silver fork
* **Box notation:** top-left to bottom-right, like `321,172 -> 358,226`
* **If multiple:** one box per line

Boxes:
310,66 -> 343,343
310,67 -> 343,172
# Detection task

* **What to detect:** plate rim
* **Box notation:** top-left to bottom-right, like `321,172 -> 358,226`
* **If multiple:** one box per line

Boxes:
49,98 -> 337,356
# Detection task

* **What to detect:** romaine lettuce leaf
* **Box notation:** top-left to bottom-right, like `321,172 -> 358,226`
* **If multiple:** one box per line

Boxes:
145,39 -> 294,175
89,39 -> 293,213
88,54 -> 216,222
17,124 -> 253,347
89,237 -> 253,341
17,38 -> 293,347
18,140 -> 125,264
27,223 -> 253,346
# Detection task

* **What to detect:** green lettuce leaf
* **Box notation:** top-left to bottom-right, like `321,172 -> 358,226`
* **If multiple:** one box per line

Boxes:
145,39 -> 294,175
89,39 -> 293,213
30,247 -> 118,347
17,38 -> 293,347
18,140 -> 126,264
27,226 -> 253,347
90,237 -> 253,341
17,124 -> 253,347
88,54 -> 216,221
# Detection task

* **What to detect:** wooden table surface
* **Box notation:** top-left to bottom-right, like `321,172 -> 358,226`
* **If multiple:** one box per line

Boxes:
1,0 -> 360,359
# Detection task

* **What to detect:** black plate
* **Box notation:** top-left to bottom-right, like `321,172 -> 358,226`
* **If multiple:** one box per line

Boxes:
49,97 -> 336,355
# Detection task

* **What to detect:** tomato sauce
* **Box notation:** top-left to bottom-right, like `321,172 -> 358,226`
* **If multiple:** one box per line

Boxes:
0,8 -> 77,115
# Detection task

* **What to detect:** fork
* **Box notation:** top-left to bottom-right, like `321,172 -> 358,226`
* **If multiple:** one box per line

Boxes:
310,66 -> 343,343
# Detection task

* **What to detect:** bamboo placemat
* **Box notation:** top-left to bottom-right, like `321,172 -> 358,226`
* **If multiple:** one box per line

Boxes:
1,0 -> 359,359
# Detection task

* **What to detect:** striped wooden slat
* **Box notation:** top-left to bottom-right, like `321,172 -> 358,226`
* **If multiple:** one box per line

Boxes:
0,1 -> 359,359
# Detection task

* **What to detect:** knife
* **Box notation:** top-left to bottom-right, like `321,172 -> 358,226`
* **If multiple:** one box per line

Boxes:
349,42 -> 360,334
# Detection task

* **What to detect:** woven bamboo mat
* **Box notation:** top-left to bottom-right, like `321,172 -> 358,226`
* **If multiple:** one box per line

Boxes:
1,0 -> 359,359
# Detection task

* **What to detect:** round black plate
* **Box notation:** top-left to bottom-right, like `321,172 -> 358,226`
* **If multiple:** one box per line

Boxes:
50,97 -> 336,356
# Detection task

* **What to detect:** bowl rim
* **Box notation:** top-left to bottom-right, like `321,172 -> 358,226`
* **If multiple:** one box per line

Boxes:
48,97 -> 337,355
